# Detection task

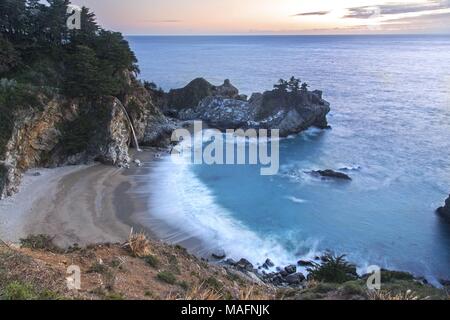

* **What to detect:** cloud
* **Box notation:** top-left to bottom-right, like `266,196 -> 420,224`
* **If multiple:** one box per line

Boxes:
292,11 -> 330,17
344,0 -> 450,19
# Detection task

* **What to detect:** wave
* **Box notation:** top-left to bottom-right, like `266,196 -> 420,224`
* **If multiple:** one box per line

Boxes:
285,196 -> 307,204
148,156 -> 297,267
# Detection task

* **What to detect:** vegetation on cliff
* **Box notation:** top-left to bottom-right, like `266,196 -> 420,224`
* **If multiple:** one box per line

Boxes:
0,0 -> 137,97
0,0 -> 139,157
1,235 -> 447,300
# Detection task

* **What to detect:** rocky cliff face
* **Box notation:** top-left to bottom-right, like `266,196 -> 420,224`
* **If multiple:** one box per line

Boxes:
121,75 -> 176,147
175,80 -> 331,137
0,73 -> 173,199
0,95 -> 132,198
437,195 -> 450,220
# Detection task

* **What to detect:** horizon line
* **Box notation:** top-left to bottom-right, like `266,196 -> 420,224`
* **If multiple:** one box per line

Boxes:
124,33 -> 450,37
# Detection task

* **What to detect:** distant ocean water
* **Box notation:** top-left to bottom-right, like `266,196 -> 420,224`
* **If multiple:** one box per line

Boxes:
128,35 -> 450,283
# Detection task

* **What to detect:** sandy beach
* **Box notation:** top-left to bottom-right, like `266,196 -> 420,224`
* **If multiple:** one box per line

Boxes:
0,149 -> 160,247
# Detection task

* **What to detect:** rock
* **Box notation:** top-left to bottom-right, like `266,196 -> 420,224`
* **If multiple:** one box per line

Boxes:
297,260 -> 315,267
166,78 -> 240,111
175,80 -> 330,138
32,172 -> 41,177
284,265 -> 297,275
437,194 -> 450,220
262,258 -> 275,269
236,258 -> 254,271
280,270 -> 289,277
211,250 -> 226,260
225,258 -> 237,266
285,273 -> 306,285
134,159 -> 142,167
313,170 -> 352,181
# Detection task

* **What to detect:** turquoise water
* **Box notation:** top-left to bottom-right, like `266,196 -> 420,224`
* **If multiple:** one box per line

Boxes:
128,35 -> 450,282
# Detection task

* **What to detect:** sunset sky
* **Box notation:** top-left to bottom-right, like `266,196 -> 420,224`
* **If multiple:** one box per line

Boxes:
69,0 -> 450,34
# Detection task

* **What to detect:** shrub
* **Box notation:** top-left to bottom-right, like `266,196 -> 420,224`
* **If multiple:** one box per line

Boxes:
2,281 -> 38,300
307,254 -> 358,284
19,235 -> 60,252
205,276 -> 223,291
127,229 -> 152,258
87,262 -> 109,274
157,271 -> 177,285
143,255 -> 159,268
341,281 -> 365,296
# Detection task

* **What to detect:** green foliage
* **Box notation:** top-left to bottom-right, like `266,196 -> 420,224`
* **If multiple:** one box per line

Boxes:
57,102 -> 109,156
143,255 -> 159,268
0,36 -> 20,75
307,254 -> 358,284
273,77 -> 308,94
178,281 -> 190,291
340,280 -> 365,296
205,276 -> 223,291
157,271 -> 177,285
104,292 -> 125,300
87,262 -> 109,274
19,234 -> 61,252
1,281 -> 38,300
0,0 -> 138,98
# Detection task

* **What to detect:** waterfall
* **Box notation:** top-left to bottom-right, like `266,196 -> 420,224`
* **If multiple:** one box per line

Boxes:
115,99 -> 142,152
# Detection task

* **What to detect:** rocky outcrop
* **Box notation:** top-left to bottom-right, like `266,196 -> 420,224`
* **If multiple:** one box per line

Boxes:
437,195 -> 450,220
122,76 -> 175,147
165,78 -> 241,112
174,79 -> 331,137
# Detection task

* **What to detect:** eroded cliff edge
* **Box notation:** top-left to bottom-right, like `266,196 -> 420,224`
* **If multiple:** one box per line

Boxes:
0,74 -> 173,199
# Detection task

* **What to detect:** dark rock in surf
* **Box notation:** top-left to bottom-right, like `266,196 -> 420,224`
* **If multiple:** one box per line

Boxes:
313,169 -> 352,181
211,250 -> 226,260
437,194 -> 450,220
298,260 -> 315,267
285,273 -> 306,285
236,258 -> 254,271
284,265 -> 297,275
262,258 -> 275,269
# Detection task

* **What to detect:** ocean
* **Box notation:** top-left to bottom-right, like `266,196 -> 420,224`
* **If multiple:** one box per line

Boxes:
127,35 -> 450,283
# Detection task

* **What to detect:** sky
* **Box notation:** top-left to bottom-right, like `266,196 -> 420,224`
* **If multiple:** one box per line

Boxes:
68,0 -> 450,35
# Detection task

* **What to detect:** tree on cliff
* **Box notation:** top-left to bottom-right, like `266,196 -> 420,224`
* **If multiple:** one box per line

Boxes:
0,0 -> 138,98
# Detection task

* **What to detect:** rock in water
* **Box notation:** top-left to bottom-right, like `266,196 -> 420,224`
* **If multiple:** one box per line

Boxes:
284,265 -> 297,274
313,169 -> 352,181
437,194 -> 450,220
262,258 -> 275,269
285,273 -> 306,285
165,78 -> 240,111
297,260 -> 315,267
236,258 -> 254,271
211,250 -> 226,260
171,79 -> 331,137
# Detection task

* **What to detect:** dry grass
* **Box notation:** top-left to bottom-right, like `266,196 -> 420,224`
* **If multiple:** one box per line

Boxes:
367,289 -> 422,300
125,229 -> 151,258
167,282 -> 223,300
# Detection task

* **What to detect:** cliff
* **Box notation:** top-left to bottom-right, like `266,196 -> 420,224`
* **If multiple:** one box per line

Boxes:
0,73 -> 172,199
